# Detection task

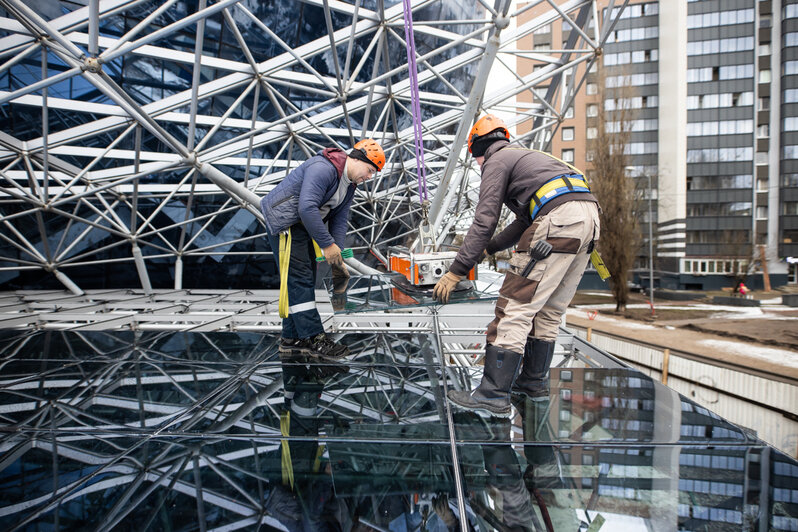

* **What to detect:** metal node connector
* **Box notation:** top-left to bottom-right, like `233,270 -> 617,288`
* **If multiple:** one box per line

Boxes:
83,57 -> 102,74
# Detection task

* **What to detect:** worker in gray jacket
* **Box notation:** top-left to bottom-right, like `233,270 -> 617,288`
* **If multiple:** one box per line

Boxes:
434,115 -> 600,417
261,139 -> 385,360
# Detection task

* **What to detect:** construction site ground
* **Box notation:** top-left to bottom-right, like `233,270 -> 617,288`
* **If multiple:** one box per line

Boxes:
567,289 -> 798,381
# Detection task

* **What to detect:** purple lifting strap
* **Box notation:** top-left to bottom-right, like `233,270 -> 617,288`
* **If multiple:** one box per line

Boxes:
402,0 -> 428,202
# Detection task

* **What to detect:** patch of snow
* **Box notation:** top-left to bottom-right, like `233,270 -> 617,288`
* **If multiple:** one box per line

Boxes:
568,309 -> 658,330
699,339 -> 798,369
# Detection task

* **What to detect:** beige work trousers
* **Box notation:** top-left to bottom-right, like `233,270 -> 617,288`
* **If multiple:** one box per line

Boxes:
487,201 -> 600,353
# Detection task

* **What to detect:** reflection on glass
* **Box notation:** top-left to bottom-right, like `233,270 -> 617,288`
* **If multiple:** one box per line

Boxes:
452,368 -> 752,445
0,330 -> 796,530
322,274 -> 501,313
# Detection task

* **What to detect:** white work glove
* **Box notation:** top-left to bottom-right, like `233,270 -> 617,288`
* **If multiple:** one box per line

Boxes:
322,243 -> 343,267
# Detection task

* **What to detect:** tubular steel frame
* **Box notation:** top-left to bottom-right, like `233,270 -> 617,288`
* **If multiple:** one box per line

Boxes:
0,0 -> 626,295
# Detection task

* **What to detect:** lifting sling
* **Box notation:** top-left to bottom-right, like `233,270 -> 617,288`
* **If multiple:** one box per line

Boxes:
278,229 -> 292,319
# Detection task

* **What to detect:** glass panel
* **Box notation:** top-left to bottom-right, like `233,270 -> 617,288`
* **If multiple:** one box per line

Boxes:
0,330 -> 451,438
323,274 -> 502,313
1,331 -> 796,531
451,367 -> 753,445
458,443 -> 787,531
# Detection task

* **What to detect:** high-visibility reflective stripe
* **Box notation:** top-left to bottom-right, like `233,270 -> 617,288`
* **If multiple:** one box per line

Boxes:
288,301 -> 317,314
290,402 -> 316,417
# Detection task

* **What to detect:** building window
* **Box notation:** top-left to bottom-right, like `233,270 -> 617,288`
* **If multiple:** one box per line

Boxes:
758,124 -> 770,138
756,152 -> 769,165
783,174 -> 798,187
562,149 -> 575,163
760,43 -> 772,56
565,107 -> 574,119
759,97 -> 770,110
757,206 -> 768,219
562,127 -> 574,141
760,69 -> 772,83
587,104 -> 598,117
587,127 -> 597,139
587,82 -> 598,95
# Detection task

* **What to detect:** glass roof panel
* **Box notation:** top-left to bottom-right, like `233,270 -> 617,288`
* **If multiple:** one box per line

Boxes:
323,274 -> 501,313
1,330 -> 796,531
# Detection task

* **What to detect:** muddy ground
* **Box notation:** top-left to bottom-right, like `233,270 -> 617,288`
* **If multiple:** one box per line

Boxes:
570,290 -> 798,351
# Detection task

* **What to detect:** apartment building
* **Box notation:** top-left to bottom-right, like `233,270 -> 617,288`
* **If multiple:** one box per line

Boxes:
518,0 -> 797,289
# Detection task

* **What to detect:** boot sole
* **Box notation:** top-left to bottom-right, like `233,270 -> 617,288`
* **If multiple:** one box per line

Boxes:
511,388 -> 549,400
446,395 -> 512,418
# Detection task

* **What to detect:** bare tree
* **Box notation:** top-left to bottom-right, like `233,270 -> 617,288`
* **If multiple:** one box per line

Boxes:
586,65 -> 641,312
719,229 -> 757,291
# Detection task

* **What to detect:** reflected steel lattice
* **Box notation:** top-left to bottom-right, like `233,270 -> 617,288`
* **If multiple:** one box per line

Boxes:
0,0 -> 625,294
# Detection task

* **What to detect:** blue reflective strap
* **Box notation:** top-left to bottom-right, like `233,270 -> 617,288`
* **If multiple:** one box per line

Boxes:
529,173 -> 590,220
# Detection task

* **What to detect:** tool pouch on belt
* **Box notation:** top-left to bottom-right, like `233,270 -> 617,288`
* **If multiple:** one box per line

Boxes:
520,240 -> 553,278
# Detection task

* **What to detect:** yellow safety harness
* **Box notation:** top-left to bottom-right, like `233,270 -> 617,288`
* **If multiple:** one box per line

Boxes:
530,174 -> 591,220
521,151 -> 611,281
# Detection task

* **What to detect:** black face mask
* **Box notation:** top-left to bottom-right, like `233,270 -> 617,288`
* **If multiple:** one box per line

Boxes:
470,138 -> 495,158
348,148 -> 379,171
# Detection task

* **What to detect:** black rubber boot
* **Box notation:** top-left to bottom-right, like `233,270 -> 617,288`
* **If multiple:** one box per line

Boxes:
511,339 -> 555,399
447,345 -> 522,417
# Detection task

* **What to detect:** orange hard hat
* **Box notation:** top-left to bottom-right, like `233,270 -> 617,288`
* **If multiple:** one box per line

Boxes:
353,138 -> 385,171
467,114 -> 509,154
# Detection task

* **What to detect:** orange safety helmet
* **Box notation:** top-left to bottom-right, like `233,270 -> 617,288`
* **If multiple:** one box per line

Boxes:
352,138 -> 386,171
467,114 -> 510,154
